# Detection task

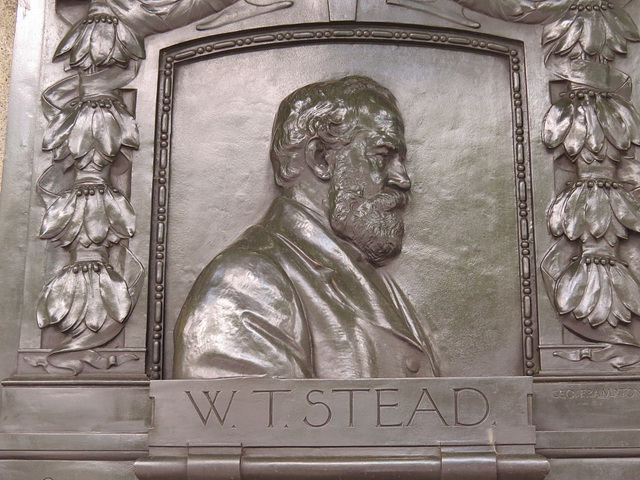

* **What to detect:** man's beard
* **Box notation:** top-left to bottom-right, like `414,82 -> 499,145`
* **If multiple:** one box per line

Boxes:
328,160 -> 409,266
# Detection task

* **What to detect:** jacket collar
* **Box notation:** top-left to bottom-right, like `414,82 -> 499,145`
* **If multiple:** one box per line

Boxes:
259,196 -> 422,349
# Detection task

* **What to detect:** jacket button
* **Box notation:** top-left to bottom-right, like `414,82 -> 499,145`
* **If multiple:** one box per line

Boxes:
405,357 -> 421,374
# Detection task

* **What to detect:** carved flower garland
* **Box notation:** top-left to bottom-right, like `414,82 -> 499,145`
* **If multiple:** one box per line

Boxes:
43,96 -> 139,170
37,261 -> 132,335
54,13 -> 145,70
543,90 -> 640,162
542,2 -> 640,61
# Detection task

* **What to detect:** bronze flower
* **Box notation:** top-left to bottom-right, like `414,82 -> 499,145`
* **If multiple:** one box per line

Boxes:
40,184 -> 136,248
54,12 -> 145,70
42,96 -> 139,170
37,261 -> 132,335
543,90 -> 640,161
543,1 -> 640,62
548,180 -> 640,245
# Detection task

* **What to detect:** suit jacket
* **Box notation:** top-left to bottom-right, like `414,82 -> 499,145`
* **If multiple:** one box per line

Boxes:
173,197 -> 438,379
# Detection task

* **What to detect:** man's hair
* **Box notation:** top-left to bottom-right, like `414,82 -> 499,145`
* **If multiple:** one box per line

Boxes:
269,76 -> 401,186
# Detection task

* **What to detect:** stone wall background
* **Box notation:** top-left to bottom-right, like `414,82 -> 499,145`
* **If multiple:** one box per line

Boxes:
0,0 -> 17,191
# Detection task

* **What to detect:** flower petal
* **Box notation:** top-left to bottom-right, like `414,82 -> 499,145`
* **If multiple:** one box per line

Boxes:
40,190 -> 78,239
586,264 -> 612,327
53,193 -> 86,247
608,95 -> 640,146
68,106 -> 95,158
556,259 -> 589,313
59,270 -> 88,333
580,10 -> 606,56
563,183 -> 588,240
610,263 -> 640,314
610,187 -> 640,232
605,7 -> 640,42
595,94 -> 630,151
99,266 -> 132,322
54,22 -> 86,58
543,14 -> 576,45
84,269 -> 108,331
112,103 -> 140,148
103,188 -> 136,238
43,109 -> 78,151
70,26 -> 93,68
116,20 -> 146,59
45,268 -> 77,324
585,185 -> 612,238
573,262 -> 601,319
563,104 -> 587,156
555,15 -> 584,54
84,189 -> 109,244
548,186 -> 572,236
92,107 -> 121,156
90,22 -> 116,66
584,97 -> 605,153
543,97 -> 575,149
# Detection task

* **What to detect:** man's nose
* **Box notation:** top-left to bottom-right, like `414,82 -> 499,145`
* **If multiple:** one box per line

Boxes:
386,159 -> 411,190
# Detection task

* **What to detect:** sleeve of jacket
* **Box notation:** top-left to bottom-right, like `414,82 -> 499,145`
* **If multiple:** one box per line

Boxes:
173,249 -> 313,379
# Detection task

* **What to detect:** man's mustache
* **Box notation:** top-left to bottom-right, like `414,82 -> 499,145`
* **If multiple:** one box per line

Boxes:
366,188 -> 409,211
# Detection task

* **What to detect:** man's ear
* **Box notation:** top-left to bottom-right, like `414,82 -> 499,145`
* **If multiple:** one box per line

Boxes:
304,138 -> 331,181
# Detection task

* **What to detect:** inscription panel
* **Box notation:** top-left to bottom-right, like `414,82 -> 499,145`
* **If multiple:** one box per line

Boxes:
150,377 -> 535,447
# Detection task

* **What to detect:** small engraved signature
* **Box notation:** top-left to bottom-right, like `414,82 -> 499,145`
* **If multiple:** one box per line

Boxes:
552,387 -> 640,399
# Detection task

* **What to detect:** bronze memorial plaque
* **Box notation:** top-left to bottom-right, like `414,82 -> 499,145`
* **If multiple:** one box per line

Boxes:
1,1 -> 640,479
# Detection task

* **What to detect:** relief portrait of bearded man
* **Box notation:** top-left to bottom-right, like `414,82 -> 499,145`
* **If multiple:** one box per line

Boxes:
174,75 -> 439,379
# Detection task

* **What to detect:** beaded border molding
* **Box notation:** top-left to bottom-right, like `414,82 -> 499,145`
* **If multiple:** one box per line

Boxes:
148,22 -> 537,379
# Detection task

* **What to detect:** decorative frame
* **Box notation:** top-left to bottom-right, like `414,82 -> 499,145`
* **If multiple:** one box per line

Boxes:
29,0 -> 640,379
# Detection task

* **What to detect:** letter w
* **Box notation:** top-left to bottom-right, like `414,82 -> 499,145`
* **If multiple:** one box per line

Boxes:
185,390 -> 237,426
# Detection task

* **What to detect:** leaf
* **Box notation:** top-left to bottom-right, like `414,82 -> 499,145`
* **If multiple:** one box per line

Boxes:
112,104 -> 140,148
583,97 -> 605,153
84,269 -> 108,331
54,22 -> 85,58
548,187 -> 572,236
542,15 -> 576,45
104,188 -> 136,237
610,289 -> 631,325
84,189 -> 109,244
610,187 -> 640,232
605,6 -> 640,41
99,267 -> 132,322
70,27 -> 93,67
608,96 -> 640,145
116,21 -> 146,59
54,194 -> 86,247
92,107 -> 121,156
45,268 -> 77,323
580,10 -> 606,56
90,22 -> 116,66
563,104 -> 587,156
585,186 -> 612,238
554,14 -> 584,54
110,41 -> 130,65
59,270 -> 88,333
596,94 -> 631,151
586,264 -> 612,326
36,282 -> 53,328
556,259 -> 588,313
40,190 -> 78,239
42,109 -> 78,151
603,17 -> 627,53
563,183 -> 588,240
68,106 -> 95,159
610,263 -> 640,313
543,97 -> 575,149
573,263 -> 601,319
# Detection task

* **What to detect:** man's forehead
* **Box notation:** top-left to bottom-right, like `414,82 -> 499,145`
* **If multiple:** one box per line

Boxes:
357,103 -> 406,149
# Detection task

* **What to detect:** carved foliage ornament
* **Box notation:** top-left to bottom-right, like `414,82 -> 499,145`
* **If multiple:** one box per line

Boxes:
35,0 -> 293,375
